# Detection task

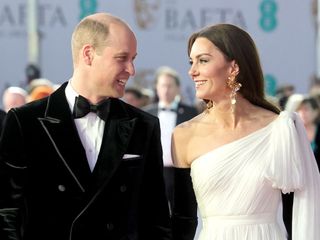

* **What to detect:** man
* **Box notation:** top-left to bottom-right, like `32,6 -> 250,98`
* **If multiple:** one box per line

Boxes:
2,86 -> 28,112
0,13 -> 171,240
143,66 -> 198,213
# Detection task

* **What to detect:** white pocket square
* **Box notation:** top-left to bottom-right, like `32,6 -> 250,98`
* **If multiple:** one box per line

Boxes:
122,154 -> 141,159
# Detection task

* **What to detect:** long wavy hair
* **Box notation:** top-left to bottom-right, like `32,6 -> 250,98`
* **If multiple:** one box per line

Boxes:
188,24 -> 280,114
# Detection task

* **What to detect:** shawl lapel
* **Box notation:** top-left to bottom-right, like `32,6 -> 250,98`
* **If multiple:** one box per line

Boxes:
38,83 -> 91,192
38,85 -> 138,194
91,98 -> 137,189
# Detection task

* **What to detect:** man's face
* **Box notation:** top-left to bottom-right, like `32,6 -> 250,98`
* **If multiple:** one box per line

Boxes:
90,23 -> 137,99
156,74 -> 179,104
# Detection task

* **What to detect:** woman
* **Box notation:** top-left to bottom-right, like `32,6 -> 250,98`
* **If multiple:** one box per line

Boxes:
296,97 -> 320,169
171,24 -> 320,240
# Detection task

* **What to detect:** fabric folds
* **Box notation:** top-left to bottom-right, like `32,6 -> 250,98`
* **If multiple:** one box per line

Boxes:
190,111 -> 320,240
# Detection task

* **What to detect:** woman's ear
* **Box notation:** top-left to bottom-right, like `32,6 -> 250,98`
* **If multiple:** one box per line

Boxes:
231,61 -> 240,76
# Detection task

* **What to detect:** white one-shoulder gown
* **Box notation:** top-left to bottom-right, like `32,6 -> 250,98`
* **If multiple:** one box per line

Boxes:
191,111 -> 320,240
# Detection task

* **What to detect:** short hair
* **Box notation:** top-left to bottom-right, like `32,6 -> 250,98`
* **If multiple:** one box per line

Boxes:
3,87 -> 28,98
125,87 -> 143,99
71,19 -> 109,64
297,96 -> 320,123
154,66 -> 180,87
2,87 -> 28,111
297,97 -> 320,111
71,13 -> 125,65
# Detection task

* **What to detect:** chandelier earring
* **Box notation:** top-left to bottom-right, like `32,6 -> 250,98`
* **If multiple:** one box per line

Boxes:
227,75 -> 242,113
205,100 -> 215,113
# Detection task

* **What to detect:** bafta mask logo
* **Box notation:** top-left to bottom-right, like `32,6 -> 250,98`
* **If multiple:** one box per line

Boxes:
134,0 -> 161,29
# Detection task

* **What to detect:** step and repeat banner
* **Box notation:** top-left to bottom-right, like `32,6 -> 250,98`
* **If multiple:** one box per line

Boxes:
0,0 -> 316,103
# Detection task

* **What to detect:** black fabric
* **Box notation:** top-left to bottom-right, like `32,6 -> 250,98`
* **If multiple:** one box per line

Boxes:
160,108 -> 176,112
0,83 -> 172,240
313,123 -> 320,171
0,109 -> 6,136
73,95 -> 110,120
0,208 -> 20,240
172,168 -> 197,240
163,167 -> 174,214
282,192 -> 293,240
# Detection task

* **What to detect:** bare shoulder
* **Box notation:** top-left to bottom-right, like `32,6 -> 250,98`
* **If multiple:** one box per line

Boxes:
172,116 -> 200,168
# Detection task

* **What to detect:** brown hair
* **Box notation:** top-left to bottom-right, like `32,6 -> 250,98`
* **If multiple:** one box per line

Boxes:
297,97 -> 320,123
188,24 -> 280,114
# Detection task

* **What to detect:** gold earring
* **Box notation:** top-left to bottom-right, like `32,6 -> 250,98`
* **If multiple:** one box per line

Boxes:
205,100 -> 214,113
227,75 -> 242,113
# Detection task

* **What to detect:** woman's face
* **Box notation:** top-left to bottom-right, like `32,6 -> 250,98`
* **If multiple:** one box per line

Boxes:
188,37 -> 234,101
297,102 -> 319,125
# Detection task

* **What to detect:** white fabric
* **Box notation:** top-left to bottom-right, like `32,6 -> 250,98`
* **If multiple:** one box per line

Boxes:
158,101 -> 177,167
191,111 -> 320,240
65,81 -> 105,172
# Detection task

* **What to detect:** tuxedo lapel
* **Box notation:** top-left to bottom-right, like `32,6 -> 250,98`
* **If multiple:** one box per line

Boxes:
38,83 -> 91,192
91,99 -> 137,189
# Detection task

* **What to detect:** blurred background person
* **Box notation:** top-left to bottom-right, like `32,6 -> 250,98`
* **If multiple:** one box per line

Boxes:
2,86 -> 28,112
296,96 -> 320,169
27,78 -> 53,94
123,86 -> 144,108
25,64 -> 41,84
1,86 -> 27,135
28,85 -> 54,102
25,78 -> 55,102
309,77 -> 320,105
143,65 -> 198,213
276,84 -> 295,110
140,88 -> 154,107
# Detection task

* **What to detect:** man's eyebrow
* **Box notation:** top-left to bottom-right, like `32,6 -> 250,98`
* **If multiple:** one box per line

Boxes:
115,52 -> 138,59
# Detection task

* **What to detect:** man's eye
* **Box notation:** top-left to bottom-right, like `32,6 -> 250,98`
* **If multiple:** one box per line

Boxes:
116,56 -> 127,61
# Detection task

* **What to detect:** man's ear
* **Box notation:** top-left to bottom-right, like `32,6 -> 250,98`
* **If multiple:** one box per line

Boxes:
82,44 -> 94,65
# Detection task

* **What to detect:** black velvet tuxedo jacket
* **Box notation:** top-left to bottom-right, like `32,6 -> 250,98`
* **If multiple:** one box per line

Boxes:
0,82 -> 171,240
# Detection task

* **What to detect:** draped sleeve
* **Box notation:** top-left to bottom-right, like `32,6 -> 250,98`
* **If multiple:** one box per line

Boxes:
266,111 -> 320,239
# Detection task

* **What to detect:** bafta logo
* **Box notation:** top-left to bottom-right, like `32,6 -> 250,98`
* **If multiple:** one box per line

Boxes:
134,0 -> 161,29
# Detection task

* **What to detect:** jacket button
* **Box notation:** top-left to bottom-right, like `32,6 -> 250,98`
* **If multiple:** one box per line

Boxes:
120,185 -> 127,192
58,185 -> 66,192
106,223 -> 114,231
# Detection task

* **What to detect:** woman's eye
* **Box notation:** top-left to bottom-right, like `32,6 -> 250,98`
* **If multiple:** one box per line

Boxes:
189,60 -> 193,65
200,59 -> 208,64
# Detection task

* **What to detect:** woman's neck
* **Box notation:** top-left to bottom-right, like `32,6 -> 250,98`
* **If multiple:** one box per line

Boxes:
205,96 -> 254,129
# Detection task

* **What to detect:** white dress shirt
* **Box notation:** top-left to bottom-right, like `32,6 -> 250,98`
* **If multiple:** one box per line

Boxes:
65,81 -> 105,172
158,101 -> 178,167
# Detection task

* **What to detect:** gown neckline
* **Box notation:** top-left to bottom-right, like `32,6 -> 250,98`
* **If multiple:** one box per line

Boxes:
191,111 -> 286,167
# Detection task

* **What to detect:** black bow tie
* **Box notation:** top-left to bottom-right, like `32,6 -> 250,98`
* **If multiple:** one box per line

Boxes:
73,95 -> 110,120
160,107 -> 176,112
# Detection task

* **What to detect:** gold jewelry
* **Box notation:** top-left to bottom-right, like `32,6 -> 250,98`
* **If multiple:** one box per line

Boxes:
227,75 -> 242,113
205,100 -> 214,113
